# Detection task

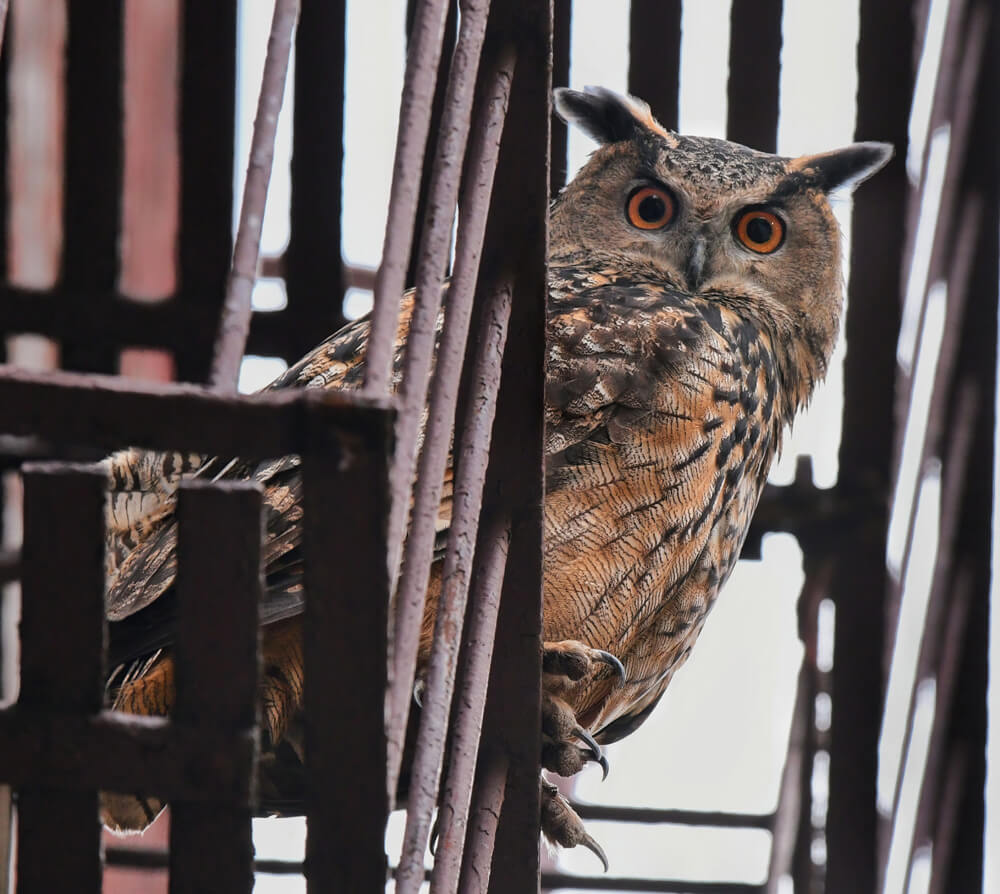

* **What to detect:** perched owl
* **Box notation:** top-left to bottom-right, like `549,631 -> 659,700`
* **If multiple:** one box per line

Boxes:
100,87 -> 892,865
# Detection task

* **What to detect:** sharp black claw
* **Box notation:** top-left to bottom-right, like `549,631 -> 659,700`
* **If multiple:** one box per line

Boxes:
413,678 -> 425,708
595,650 -> 626,684
580,831 -> 609,872
572,725 -> 609,780
429,813 -> 440,856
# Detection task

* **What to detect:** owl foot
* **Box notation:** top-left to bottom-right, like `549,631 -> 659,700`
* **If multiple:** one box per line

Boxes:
541,640 -> 624,779
541,778 -> 608,872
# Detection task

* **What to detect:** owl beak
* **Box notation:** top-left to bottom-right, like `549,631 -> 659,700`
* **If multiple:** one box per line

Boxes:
686,235 -> 707,290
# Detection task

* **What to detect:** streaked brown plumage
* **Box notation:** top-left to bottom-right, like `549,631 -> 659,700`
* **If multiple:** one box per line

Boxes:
101,88 -> 892,859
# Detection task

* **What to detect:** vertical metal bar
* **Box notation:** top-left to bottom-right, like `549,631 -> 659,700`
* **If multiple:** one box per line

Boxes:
825,0 -> 912,889
302,399 -> 391,892
59,0 -> 123,374
406,0 -> 458,289
168,480 -> 262,894
726,0 -> 781,151
210,0 -> 299,391
458,752 -> 508,894
279,0 -> 348,362
470,1 -> 550,887
364,0 -> 451,397
550,0 -> 570,192
396,279 -> 513,891
431,519 -> 511,894
175,0 -> 237,383
17,464 -> 106,894
387,40 -> 513,799
628,0 -> 682,131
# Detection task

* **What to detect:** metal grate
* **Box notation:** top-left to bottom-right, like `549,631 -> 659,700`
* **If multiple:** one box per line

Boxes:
0,0 -> 994,891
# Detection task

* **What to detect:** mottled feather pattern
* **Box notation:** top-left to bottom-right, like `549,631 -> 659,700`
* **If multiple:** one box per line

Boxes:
100,87 -> 893,844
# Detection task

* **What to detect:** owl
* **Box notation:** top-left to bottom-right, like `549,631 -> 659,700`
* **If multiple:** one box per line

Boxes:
99,87 -> 892,866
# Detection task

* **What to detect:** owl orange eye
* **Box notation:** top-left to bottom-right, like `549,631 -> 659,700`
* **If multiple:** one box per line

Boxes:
626,186 -> 675,230
734,209 -> 785,253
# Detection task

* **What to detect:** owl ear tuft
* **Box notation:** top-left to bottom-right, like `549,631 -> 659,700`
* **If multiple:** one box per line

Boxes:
554,86 -> 666,145
793,142 -> 895,192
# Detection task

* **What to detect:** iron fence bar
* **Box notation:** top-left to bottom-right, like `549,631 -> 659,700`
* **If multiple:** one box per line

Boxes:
282,0 -> 348,361
826,0 -> 912,888
385,0 -> 493,712
0,368 -> 389,461
888,6 -> 988,631
458,749 -> 508,894
432,517 -> 512,894
627,0 -> 681,132
210,0 -> 299,391
59,0 -> 123,375
541,877 -> 764,893
175,0 -> 237,382
886,203 -> 980,838
726,0 -> 781,153
16,464 -> 106,894
388,30 -> 512,800
302,394 -> 392,892
390,59 -> 513,892
168,480 -> 263,893
571,803 -> 772,830
364,0 -> 450,398
396,274 -> 514,888
406,0 -> 458,289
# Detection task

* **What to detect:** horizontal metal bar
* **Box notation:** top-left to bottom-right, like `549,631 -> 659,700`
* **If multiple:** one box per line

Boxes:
105,846 -> 304,876
570,802 -> 773,830
541,875 -> 764,893
0,367 -> 390,459
0,709 -> 255,803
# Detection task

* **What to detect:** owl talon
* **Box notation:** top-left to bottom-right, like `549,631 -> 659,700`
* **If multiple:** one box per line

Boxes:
540,779 -> 609,872
573,725 -> 609,780
594,650 -> 626,685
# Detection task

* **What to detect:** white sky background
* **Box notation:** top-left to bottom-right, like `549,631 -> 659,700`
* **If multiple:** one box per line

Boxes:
228,1 -> 994,891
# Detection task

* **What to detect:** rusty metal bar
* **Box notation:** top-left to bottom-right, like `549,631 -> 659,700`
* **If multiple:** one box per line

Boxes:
387,33 -> 512,800
726,0 -> 781,152
175,0 -> 237,382
59,0 -> 123,375
458,750 -> 508,894
0,710 -> 254,800
385,0 -> 493,686
16,464 -> 106,894
280,0 -> 348,361
572,803 -> 772,830
396,276 -> 514,889
302,394 -> 392,892
628,0 -> 682,131
210,0 -> 299,390
364,0 -> 450,397
432,518 -> 511,894
168,480 -> 262,893
0,368 -> 389,460
541,877 -> 763,893
825,0 -> 912,888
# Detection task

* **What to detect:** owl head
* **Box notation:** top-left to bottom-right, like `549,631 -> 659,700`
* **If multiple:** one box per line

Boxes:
552,86 -> 893,390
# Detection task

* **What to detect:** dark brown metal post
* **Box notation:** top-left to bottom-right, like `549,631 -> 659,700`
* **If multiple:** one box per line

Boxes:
17,464 -> 106,894
175,0 -> 237,383
169,480 -> 263,893
59,0 -> 123,375
628,0 -> 682,132
302,396 -> 392,892
825,1 -> 912,890
726,0 -> 781,152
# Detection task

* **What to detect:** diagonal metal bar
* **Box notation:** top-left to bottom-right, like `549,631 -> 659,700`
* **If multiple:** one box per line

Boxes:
395,279 -> 513,891
363,0 -> 451,398
210,0 -> 299,390
431,518 -> 512,894
387,33 -> 512,801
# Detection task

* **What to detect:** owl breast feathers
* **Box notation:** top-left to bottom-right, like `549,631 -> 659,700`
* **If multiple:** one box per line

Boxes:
100,87 -> 892,849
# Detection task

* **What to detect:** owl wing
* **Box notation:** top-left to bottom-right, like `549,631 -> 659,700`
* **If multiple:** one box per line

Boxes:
542,260 -> 777,736
105,292 -> 435,668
